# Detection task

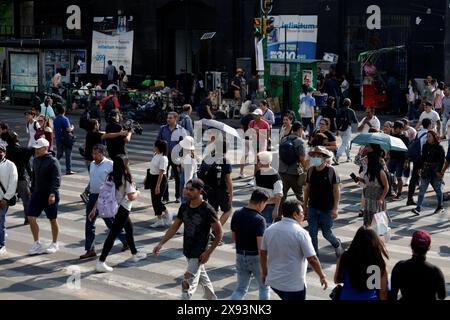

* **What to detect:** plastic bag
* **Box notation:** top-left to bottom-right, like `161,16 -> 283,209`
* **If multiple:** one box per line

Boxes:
372,211 -> 391,242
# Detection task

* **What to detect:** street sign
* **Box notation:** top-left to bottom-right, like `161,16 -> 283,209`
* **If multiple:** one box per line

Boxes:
201,32 -> 216,40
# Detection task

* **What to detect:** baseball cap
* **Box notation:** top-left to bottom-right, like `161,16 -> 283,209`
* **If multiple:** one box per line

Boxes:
0,144 -> 6,151
411,230 -> 431,250
252,108 -> 263,116
179,136 -> 195,151
32,138 -> 50,149
186,178 -> 205,191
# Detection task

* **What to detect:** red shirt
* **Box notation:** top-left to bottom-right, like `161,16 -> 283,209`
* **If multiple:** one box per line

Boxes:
99,95 -> 119,109
248,119 -> 269,152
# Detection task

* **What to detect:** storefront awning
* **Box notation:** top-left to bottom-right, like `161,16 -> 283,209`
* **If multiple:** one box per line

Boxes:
0,39 -> 87,49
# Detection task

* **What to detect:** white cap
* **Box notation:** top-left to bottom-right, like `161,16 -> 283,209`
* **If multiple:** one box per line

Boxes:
32,138 -> 50,149
179,136 -> 195,150
252,108 -> 263,116
257,151 -> 273,165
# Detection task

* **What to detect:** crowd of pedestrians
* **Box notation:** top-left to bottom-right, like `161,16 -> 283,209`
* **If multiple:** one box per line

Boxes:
0,75 -> 447,302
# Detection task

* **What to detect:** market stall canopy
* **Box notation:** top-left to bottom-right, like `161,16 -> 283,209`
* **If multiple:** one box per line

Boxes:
358,46 -> 406,65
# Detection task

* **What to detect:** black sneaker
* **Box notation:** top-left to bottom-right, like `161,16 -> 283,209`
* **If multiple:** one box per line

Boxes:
406,199 -> 416,206
412,208 -> 421,216
434,207 -> 445,214
80,192 -> 89,204
175,198 -> 181,204
358,210 -> 364,218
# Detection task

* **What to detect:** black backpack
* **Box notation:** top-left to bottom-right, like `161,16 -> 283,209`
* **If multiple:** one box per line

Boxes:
406,131 -> 427,163
375,169 -> 397,197
336,110 -> 350,131
279,136 -> 299,165
197,161 -> 223,190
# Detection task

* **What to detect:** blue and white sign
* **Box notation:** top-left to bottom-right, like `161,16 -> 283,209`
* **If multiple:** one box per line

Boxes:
266,15 -> 318,61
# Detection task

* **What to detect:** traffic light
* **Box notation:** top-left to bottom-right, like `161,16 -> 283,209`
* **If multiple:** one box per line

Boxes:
253,18 -> 262,38
264,16 -> 275,35
263,0 -> 274,12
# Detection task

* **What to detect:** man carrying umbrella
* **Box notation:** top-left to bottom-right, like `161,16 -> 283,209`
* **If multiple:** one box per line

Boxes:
387,121 -> 410,200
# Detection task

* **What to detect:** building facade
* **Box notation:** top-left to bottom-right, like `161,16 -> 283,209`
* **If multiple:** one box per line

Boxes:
1,0 -> 449,94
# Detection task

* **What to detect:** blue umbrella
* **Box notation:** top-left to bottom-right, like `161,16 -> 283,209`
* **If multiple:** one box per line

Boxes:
351,133 -> 408,151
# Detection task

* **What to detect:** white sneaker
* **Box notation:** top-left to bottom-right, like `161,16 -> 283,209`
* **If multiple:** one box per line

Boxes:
29,241 -> 43,255
46,242 -> 59,254
151,219 -> 166,228
247,178 -> 256,186
0,246 -> 6,256
239,173 -> 247,179
132,252 -> 147,262
163,212 -> 173,226
96,260 -> 113,273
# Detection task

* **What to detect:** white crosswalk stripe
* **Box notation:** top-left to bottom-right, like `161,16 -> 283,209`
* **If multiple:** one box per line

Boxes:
1,108 -> 449,300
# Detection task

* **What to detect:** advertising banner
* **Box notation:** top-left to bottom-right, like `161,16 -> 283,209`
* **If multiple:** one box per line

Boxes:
10,53 -> 38,92
91,16 -> 134,74
266,15 -> 318,61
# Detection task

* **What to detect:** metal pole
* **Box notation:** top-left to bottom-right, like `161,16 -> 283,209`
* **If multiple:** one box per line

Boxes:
284,26 -> 287,79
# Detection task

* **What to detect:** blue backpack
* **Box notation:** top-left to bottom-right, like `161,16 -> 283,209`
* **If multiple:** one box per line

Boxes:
406,132 -> 427,163
279,136 -> 299,165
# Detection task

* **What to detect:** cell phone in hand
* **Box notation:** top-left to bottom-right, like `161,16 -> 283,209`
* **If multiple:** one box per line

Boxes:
350,173 -> 359,183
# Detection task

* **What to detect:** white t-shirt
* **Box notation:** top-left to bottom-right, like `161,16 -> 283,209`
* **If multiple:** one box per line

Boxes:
149,153 -> 168,175
115,179 -> 137,212
419,110 -> 440,125
408,85 -> 416,102
341,79 -> 349,93
358,116 -> 381,133
26,120 -> 40,148
261,218 -> 316,292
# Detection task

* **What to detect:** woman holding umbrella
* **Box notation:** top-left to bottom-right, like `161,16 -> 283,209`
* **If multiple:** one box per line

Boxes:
355,144 -> 389,226
412,131 -> 445,215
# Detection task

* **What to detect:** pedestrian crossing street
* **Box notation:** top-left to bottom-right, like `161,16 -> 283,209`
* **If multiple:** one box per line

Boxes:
1,108 -> 449,300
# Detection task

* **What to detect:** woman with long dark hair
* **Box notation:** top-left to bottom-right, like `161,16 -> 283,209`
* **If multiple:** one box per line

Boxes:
95,154 -> 146,272
358,144 -> 389,226
334,226 -> 389,300
412,131 -> 445,215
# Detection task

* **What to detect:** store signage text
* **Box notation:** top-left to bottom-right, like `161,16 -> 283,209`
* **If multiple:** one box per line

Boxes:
366,5 -> 381,30
66,5 -> 81,30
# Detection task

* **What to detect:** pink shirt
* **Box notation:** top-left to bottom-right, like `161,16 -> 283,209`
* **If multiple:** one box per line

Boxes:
248,119 -> 269,152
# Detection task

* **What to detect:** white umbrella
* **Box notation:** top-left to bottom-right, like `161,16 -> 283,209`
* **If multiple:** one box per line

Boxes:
196,119 -> 242,140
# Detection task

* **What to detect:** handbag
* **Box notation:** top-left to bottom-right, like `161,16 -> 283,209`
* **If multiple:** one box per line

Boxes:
144,169 -> 152,190
329,284 -> 343,300
0,180 -> 17,206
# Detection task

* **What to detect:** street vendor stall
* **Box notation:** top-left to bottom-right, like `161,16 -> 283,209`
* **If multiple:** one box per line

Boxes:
358,46 -> 407,110
263,59 -> 322,120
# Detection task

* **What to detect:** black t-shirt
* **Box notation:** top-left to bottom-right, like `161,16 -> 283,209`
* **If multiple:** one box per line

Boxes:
313,130 -> 336,142
255,168 -> 281,190
105,122 -> 126,158
306,166 -> 339,210
85,131 -> 103,161
177,201 -> 219,259
230,207 -> 266,252
389,134 -> 409,161
199,158 -> 232,190
199,98 -> 213,119
241,114 -> 254,133
321,107 -> 337,132
232,76 -> 241,91
391,256 -> 446,300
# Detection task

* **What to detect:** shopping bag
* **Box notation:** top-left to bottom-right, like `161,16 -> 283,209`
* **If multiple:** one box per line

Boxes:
299,101 -> 308,116
372,211 -> 391,242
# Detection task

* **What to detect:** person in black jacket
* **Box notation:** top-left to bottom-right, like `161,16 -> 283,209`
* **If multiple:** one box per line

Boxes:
27,138 -> 62,255
3,131 -> 33,225
412,130 -> 445,215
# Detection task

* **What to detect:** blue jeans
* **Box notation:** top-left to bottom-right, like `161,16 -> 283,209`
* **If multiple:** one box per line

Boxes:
57,142 -> 73,172
85,193 -> 127,251
272,287 -> 306,300
416,176 -> 443,210
261,204 -> 275,226
408,102 -> 420,120
0,206 -> 8,247
442,114 -> 448,137
307,207 -> 341,256
230,254 -> 270,300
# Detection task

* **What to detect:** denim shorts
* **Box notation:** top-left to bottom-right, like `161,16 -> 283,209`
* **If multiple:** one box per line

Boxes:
388,160 -> 404,178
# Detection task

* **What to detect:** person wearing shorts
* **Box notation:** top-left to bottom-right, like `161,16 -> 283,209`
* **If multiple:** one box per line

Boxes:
27,138 -> 62,255
387,121 -> 410,200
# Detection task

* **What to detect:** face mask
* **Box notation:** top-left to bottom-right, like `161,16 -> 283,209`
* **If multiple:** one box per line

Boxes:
310,157 -> 323,167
